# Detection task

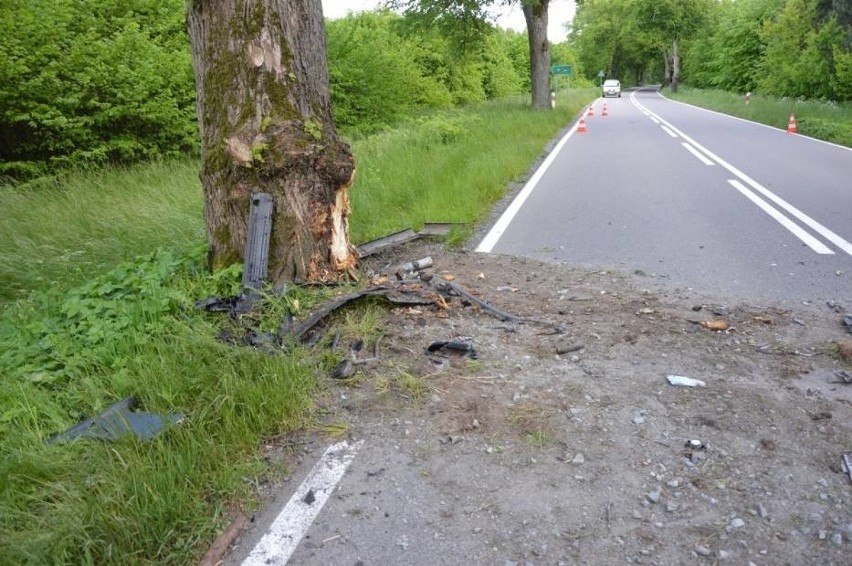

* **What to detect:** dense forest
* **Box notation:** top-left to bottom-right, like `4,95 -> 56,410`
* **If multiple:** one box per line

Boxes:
0,0 -> 849,182
571,0 -> 850,98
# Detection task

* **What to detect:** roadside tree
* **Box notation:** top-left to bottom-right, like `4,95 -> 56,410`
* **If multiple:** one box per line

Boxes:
187,0 -> 358,283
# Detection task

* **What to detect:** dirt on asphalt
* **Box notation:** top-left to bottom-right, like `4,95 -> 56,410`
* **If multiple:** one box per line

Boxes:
224,240 -> 851,566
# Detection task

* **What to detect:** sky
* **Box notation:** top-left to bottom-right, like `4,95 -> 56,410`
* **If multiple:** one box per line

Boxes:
320,0 -> 577,43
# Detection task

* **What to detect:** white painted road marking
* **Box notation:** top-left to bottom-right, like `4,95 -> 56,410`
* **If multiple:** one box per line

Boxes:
631,92 -> 852,257
727,180 -> 834,254
682,142 -> 715,166
241,440 -> 364,566
661,125 -> 678,138
475,108 -> 586,253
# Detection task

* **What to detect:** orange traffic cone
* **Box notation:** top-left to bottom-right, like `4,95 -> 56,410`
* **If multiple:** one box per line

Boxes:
787,114 -> 797,134
602,103 -> 609,117
577,117 -> 588,133
587,105 -> 595,117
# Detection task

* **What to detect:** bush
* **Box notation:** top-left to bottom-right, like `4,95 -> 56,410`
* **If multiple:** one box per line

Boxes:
0,0 -> 197,181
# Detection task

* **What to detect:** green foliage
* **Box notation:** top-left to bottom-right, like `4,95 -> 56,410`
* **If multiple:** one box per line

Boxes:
570,0 -> 665,83
0,0 -> 198,181
679,0 -> 851,101
326,10 -> 527,136
574,0 -> 851,101
758,0 -> 849,100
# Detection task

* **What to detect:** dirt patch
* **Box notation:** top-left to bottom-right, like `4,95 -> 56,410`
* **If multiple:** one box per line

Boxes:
233,241 -> 851,565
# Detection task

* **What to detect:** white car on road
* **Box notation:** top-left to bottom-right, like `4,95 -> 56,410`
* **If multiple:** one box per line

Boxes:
602,79 -> 621,98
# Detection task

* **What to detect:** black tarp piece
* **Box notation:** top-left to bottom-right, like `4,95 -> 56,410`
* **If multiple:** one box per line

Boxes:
47,396 -> 183,444
242,193 -> 274,291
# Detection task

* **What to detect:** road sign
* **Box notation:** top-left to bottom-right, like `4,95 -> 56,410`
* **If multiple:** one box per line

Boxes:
551,65 -> 573,76
597,70 -> 605,78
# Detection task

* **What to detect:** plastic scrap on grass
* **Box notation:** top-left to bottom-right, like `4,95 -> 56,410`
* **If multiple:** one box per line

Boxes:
47,396 -> 183,444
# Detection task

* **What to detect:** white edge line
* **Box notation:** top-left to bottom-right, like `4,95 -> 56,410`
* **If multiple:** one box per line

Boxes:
475,116 -> 581,253
242,440 -> 364,566
655,90 -> 852,152
661,125 -> 678,138
632,92 -> 852,257
681,142 -> 714,166
650,117 -> 660,124
727,180 -> 834,255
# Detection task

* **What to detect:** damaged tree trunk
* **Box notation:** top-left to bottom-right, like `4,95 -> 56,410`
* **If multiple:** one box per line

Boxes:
187,0 -> 357,284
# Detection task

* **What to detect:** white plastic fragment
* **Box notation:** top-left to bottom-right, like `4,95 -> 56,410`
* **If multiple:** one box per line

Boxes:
666,375 -> 706,387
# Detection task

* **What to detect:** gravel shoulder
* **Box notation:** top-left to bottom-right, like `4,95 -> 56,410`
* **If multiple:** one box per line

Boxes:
224,242 -> 851,566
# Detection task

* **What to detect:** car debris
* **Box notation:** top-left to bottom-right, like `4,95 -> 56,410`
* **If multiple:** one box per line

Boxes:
556,343 -> 585,355
47,396 -> 183,444
666,375 -> 706,387
395,256 -> 433,280
699,320 -> 729,331
842,453 -> 852,484
241,193 -> 273,290
829,370 -> 852,385
427,340 -> 479,359
355,224 -> 462,258
330,338 -> 380,379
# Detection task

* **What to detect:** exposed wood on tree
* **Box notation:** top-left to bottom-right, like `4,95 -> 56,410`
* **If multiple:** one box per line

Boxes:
187,0 -> 358,284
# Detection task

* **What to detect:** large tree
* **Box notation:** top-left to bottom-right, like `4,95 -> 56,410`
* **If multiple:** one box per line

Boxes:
390,0 -> 554,108
187,0 -> 357,284
633,0 -> 710,92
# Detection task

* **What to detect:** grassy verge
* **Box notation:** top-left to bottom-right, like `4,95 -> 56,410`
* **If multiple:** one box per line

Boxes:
664,87 -> 852,147
0,89 -> 596,564
349,90 -> 597,243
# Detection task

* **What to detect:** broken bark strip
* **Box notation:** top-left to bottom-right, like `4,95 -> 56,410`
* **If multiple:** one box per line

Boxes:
429,279 -> 564,333
289,286 -> 436,342
291,287 -> 388,341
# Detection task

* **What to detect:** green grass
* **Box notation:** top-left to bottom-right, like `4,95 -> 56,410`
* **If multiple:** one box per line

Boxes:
0,159 -> 205,303
0,89 -> 598,564
665,87 -> 852,147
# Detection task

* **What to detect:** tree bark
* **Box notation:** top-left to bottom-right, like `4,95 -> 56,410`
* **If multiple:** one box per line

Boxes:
662,46 -> 672,87
187,0 -> 357,284
522,1 -> 551,109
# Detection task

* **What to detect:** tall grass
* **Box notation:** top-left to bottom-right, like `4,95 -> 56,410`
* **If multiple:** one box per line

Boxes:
0,159 -> 204,302
349,91 -> 596,242
665,87 -> 852,147
0,90 -> 598,564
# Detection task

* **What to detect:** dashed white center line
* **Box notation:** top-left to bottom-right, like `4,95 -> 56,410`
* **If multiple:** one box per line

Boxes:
661,125 -> 678,138
241,440 -> 364,566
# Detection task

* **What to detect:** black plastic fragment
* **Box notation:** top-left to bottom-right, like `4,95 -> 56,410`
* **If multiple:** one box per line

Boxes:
242,193 -> 274,290
427,340 -> 479,359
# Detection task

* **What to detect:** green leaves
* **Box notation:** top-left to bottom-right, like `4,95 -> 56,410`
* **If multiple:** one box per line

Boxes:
0,0 -> 197,181
0,249 -> 190,388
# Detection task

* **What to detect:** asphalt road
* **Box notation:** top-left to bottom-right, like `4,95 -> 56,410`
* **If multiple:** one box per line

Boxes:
478,88 -> 852,304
